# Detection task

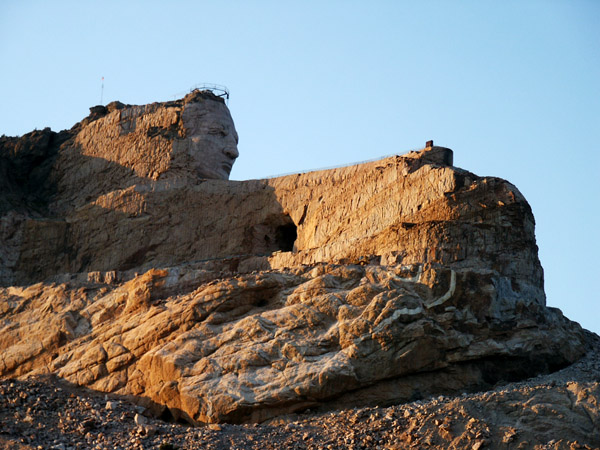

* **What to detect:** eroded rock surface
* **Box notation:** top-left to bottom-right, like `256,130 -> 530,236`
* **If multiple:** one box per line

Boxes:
1,339 -> 599,449
0,96 -> 595,434
0,90 -> 238,285
0,260 -> 586,425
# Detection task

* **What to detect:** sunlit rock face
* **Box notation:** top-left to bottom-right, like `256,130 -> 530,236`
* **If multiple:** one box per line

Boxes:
0,90 -> 239,283
51,90 -> 239,209
0,94 -> 590,429
179,96 -> 239,180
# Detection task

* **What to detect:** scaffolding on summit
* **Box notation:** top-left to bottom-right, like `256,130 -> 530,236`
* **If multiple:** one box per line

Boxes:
173,83 -> 230,104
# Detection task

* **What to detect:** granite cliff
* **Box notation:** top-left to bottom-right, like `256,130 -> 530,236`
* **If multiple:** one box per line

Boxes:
0,93 -> 598,447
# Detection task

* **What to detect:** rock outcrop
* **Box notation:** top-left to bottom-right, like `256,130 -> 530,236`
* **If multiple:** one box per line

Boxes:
0,259 -> 586,425
0,95 -> 593,428
0,90 -> 238,285
2,346 -> 600,449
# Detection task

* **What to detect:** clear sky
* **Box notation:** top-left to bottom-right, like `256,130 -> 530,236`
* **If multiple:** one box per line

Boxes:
1,1 -> 599,333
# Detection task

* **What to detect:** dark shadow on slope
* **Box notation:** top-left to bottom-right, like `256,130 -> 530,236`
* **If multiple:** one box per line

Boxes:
0,128 -> 72,215
2,140 -> 298,285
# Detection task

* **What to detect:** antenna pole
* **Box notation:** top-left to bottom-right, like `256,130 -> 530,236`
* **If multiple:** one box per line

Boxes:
100,76 -> 104,105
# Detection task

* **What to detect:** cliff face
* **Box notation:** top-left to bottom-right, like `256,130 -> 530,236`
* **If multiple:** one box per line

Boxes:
3,146 -> 542,301
0,90 -> 238,285
0,96 -> 590,428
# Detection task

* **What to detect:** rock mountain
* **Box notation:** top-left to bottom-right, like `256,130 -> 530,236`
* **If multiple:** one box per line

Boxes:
0,92 -> 597,446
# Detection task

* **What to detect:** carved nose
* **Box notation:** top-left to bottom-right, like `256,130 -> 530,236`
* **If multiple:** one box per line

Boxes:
224,146 -> 239,160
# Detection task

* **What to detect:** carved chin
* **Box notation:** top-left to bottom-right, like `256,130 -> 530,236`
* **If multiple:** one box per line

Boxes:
221,161 -> 233,175
196,166 -> 230,180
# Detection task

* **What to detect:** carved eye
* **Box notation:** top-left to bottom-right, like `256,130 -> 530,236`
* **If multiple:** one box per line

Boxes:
209,127 -> 227,137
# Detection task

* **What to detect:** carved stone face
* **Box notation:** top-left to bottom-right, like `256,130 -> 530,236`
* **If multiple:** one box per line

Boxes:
181,99 -> 239,180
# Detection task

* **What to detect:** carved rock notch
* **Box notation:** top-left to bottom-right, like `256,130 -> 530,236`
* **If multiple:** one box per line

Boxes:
275,220 -> 297,252
245,213 -> 297,255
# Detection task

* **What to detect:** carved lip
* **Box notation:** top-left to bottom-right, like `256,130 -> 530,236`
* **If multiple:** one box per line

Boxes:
221,161 -> 233,172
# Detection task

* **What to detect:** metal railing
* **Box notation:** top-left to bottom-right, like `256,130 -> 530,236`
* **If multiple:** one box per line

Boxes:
172,83 -> 230,104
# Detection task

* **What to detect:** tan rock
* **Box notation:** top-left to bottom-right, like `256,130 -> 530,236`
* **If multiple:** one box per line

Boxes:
0,256 -> 586,424
0,95 -> 591,427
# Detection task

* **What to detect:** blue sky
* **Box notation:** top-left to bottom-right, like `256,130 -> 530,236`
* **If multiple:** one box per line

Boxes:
1,1 -> 599,333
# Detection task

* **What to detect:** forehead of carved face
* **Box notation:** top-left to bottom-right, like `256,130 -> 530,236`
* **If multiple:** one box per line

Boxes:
182,100 -> 239,180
